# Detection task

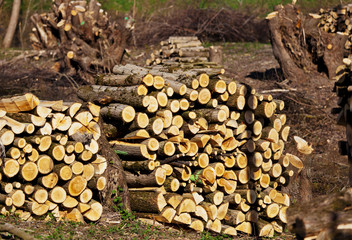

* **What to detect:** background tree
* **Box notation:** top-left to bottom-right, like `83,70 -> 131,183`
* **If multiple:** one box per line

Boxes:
3,0 -> 21,48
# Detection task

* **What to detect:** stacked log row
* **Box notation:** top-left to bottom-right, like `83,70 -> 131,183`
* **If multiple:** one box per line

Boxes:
79,63 -> 303,237
0,93 -> 106,222
315,4 -> 352,52
146,36 -> 221,68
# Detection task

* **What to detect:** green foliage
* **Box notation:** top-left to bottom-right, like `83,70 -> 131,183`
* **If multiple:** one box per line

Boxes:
200,231 -> 232,240
111,187 -> 135,221
44,226 -> 66,240
114,149 -> 128,156
99,0 -> 344,16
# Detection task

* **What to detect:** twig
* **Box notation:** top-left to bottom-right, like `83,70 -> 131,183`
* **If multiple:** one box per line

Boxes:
284,95 -> 313,107
195,8 -> 224,35
57,73 -> 79,89
261,89 -> 296,93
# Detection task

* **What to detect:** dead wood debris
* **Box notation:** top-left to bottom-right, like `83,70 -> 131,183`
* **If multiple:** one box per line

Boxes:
29,0 -> 131,84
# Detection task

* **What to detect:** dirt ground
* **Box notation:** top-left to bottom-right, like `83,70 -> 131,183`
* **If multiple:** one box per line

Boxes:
0,41 -> 347,239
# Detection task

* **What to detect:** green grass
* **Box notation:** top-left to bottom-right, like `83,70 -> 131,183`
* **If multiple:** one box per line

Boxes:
99,0 -> 344,17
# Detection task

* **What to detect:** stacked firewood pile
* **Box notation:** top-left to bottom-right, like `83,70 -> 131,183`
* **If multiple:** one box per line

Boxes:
316,4 -> 352,52
146,36 -> 221,68
0,93 -> 106,222
30,0 -> 129,83
78,63 -> 304,236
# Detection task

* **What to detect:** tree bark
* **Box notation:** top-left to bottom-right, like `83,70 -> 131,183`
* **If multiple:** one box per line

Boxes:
97,118 -> 130,210
3,0 -> 21,48
267,4 -> 348,83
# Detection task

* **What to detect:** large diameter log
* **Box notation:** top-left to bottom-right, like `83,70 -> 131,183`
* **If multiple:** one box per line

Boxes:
130,191 -> 167,213
37,155 -> 54,174
125,168 -> 166,188
10,190 -> 25,207
0,129 -> 15,146
3,158 -> 20,178
65,176 -> 87,197
33,187 -> 48,204
88,176 -> 107,191
193,109 -> 227,123
197,88 -> 212,104
78,85 -> 150,108
53,163 -> 72,181
21,162 -> 38,181
96,73 -> 153,86
129,112 -> 149,130
51,113 -> 72,131
205,191 -> 224,206
111,141 -> 152,159
38,172 -> 59,189
122,160 -> 155,172
101,103 -> 136,123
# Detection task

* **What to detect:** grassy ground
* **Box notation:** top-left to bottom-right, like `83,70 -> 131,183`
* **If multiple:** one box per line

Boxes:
0,208 -> 295,240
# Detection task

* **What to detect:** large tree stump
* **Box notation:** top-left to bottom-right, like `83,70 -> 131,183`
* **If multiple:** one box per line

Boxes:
267,4 -> 348,83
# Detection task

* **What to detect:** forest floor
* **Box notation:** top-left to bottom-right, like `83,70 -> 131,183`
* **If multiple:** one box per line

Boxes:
0,41 -> 346,239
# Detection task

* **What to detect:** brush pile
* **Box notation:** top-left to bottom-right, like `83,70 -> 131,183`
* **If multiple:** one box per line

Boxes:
0,93 -> 106,222
78,58 -> 304,236
29,0 -> 129,83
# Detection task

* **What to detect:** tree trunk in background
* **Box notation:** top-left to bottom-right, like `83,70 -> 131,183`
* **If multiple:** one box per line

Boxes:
3,0 -> 21,48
